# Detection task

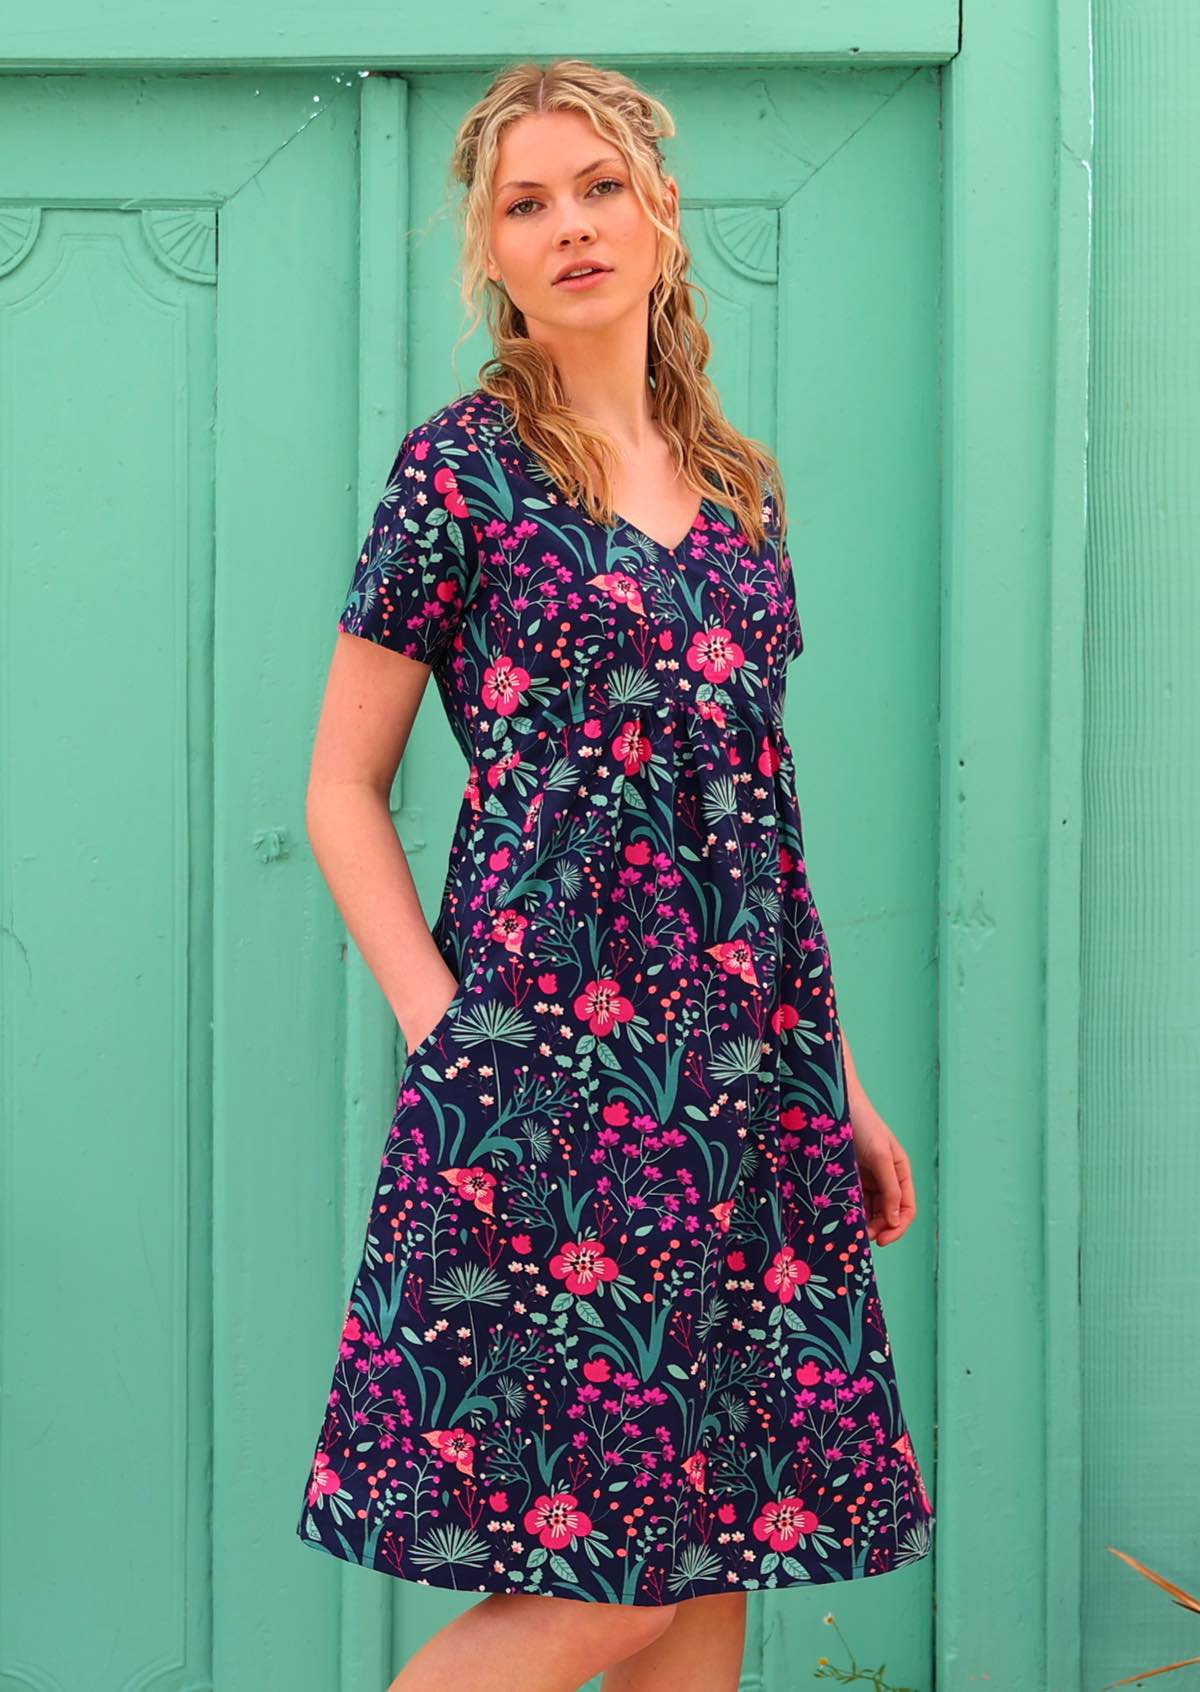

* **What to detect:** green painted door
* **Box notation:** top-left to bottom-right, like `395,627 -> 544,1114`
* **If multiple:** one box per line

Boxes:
1,64 -> 939,1690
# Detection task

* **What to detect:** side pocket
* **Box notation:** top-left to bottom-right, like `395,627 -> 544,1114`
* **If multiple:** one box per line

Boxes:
397,968 -> 471,1083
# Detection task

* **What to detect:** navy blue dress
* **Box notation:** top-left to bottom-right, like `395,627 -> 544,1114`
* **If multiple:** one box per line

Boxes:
296,387 -> 934,1604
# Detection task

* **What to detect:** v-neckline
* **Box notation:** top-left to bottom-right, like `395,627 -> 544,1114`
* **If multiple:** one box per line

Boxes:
612,496 -> 711,556
490,395 -> 715,555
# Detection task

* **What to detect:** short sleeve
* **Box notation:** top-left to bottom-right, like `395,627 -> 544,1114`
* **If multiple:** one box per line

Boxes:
765,482 -> 804,663
337,418 -> 477,668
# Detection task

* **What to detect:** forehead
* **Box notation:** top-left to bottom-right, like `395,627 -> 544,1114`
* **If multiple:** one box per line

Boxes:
492,111 -> 627,191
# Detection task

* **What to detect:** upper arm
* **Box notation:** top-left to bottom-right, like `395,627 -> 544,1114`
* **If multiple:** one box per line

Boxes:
309,631 -> 436,799
309,414 -> 479,796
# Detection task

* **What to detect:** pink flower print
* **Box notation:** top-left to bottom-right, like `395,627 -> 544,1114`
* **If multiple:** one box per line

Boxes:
682,1450 -> 708,1493
523,791 -> 544,834
308,1450 -> 342,1505
726,1249 -> 746,1271
433,464 -> 470,519
705,937 -> 760,986
795,1360 -> 823,1386
710,1198 -> 735,1233
523,1490 -> 595,1549
582,1355 -> 613,1383
695,697 -> 729,728
483,655 -> 533,717
537,969 -> 558,994
893,1429 -> 934,1514
440,1164 -> 497,1218
752,1495 -> 820,1551
421,1426 -> 477,1475
685,626 -> 746,682
717,1501 -> 738,1525
465,764 -> 482,812
573,976 -> 635,1036
486,750 -> 523,790
771,1002 -> 800,1037
491,908 -> 529,954
612,719 -> 655,776
511,1232 -> 534,1255
489,1489 -> 510,1512
780,1104 -> 809,1132
623,839 -> 652,866
588,570 -> 647,617
342,1312 -> 363,1343
549,1238 -> 621,1296
757,734 -> 782,775
764,1245 -> 813,1303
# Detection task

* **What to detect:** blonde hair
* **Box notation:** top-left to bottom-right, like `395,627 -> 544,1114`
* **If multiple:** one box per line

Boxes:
445,57 -> 786,552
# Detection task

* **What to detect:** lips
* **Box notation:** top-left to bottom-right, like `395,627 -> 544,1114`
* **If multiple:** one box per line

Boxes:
553,263 -> 611,284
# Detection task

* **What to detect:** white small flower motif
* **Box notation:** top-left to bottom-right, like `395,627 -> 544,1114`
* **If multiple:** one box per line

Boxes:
458,1354 -> 472,1367
457,1326 -> 471,1339
732,1317 -> 745,1331
534,1283 -> 549,1296
510,1539 -> 524,1553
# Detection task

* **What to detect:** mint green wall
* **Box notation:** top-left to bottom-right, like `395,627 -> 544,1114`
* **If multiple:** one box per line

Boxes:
2,2 -> 1134,1685
1082,6 -> 1200,1688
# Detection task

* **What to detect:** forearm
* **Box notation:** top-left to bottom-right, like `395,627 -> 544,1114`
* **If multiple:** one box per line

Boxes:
305,778 -> 456,1035
840,1024 -> 869,1110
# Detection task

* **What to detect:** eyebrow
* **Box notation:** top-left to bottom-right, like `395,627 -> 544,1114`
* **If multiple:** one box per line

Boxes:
496,156 -> 625,194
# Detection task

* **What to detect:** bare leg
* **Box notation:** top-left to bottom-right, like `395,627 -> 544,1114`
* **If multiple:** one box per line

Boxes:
599,1592 -> 747,1692
387,1591 -> 680,1692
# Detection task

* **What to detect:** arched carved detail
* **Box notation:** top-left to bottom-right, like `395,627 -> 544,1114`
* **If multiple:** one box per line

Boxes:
0,205 -> 42,278
702,204 -> 779,285
140,207 -> 217,284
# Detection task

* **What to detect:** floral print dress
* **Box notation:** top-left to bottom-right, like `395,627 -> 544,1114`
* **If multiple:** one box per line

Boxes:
296,387 -> 935,1605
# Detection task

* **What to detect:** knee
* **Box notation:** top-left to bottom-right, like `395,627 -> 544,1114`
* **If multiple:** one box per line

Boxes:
492,1591 -> 678,1652
620,1600 -> 679,1648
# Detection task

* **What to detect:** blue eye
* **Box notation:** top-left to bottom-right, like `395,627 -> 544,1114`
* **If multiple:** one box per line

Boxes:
506,177 -> 624,217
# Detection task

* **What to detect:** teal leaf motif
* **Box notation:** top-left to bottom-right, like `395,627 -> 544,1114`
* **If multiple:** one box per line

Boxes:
454,1001 -> 539,1049
604,664 -> 662,711
667,1543 -> 724,1592
708,1036 -> 770,1084
409,1524 -> 491,1571
701,776 -> 739,824
428,1263 -> 513,1310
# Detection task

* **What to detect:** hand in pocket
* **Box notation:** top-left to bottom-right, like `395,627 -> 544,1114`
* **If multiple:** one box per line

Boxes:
402,974 -> 462,1056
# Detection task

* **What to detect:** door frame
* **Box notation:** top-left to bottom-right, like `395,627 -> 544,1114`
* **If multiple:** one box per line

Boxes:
2,4 -> 1093,1683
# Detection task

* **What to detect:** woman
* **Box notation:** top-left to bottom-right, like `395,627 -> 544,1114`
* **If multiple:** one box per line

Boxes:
296,56 -> 934,1692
